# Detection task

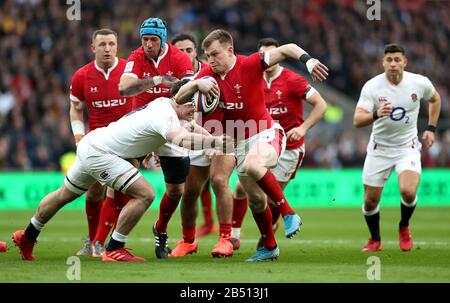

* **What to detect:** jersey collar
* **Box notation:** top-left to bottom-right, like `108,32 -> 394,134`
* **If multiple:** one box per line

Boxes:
220,55 -> 237,80
264,66 -> 283,89
94,57 -> 119,80
150,43 -> 169,68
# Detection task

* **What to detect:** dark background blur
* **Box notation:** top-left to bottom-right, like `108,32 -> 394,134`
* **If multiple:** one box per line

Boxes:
0,0 -> 449,171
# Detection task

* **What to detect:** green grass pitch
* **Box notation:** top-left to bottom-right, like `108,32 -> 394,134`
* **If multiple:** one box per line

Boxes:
1,207 -> 449,282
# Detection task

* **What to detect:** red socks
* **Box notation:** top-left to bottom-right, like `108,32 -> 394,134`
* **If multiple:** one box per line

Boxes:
256,170 -> 295,217
269,203 -> 281,225
182,224 -> 196,243
85,199 -> 103,241
252,206 -> 277,250
219,223 -> 232,239
93,190 -> 130,245
200,187 -> 214,225
232,197 -> 248,228
156,193 -> 180,233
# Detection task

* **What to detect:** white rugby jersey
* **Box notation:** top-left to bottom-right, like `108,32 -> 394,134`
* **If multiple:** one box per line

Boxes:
86,98 -> 180,158
357,71 -> 435,147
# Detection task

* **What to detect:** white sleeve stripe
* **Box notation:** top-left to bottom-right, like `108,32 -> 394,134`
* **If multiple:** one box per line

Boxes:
121,73 -> 139,79
70,94 -> 81,102
305,87 -> 317,99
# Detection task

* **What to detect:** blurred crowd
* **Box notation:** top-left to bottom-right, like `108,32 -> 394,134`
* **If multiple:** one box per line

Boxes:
0,0 -> 449,171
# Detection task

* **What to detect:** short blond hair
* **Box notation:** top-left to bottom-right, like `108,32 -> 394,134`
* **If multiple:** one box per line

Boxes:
92,28 -> 118,44
202,29 -> 233,49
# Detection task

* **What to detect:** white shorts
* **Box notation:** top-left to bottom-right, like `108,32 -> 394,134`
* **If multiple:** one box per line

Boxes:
155,142 -> 188,157
271,145 -> 305,182
362,139 -> 422,187
235,124 -> 286,176
189,150 -> 211,167
64,139 -> 142,195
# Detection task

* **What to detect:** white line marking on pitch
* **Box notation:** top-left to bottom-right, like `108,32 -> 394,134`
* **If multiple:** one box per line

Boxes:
35,236 -> 450,247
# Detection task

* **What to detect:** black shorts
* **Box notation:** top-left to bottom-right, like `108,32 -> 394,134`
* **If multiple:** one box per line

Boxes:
159,156 -> 190,184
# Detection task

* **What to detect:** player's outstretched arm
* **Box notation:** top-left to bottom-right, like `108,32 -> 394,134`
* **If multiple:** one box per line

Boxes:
118,75 -> 178,96
69,101 -> 85,146
422,91 -> 441,149
183,121 -> 212,136
267,44 -> 329,81
166,127 -> 233,153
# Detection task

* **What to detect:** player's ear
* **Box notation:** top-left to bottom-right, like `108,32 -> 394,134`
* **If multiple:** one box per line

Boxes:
91,43 -> 95,54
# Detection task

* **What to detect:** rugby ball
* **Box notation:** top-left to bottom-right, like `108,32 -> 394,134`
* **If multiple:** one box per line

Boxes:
191,76 -> 220,115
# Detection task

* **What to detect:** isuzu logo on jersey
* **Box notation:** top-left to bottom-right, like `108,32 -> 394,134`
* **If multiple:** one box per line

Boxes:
92,99 -> 127,108
166,71 -> 174,77
220,102 -> 243,110
143,72 -> 151,78
269,107 -> 288,115
146,87 -> 170,94
90,86 -> 98,93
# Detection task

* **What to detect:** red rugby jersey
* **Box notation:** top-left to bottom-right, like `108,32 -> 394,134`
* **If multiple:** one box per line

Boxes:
264,67 -> 310,149
122,43 -> 194,109
70,57 -> 133,131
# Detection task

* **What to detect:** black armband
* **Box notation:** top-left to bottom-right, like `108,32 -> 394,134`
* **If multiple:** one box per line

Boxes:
426,125 -> 437,132
372,111 -> 379,121
299,53 -> 312,65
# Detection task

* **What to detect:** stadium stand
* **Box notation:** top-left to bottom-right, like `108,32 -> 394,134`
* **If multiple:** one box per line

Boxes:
0,0 -> 449,170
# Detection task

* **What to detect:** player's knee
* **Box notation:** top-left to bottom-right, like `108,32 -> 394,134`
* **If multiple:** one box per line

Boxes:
211,175 -> 229,193
85,190 -> 102,202
248,199 -> 266,213
400,189 -> 416,204
138,187 -> 155,208
363,197 -> 379,211
166,187 -> 183,201
242,156 -> 264,177
234,183 -> 246,199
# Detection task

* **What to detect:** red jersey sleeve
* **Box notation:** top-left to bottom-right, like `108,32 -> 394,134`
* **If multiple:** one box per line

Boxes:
243,52 -> 269,74
122,49 -> 142,79
290,73 -> 310,100
70,68 -> 85,102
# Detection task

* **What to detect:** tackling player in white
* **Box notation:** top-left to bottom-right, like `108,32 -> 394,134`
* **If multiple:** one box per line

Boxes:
11,78 -> 231,262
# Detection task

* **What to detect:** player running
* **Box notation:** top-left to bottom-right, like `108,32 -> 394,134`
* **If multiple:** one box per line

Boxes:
231,38 -> 327,250
353,43 -> 441,252
175,29 -> 328,261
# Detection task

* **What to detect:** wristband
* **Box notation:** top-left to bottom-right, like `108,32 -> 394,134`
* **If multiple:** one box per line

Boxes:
372,110 -> 379,121
299,53 -> 312,64
426,125 -> 436,132
153,76 -> 163,86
